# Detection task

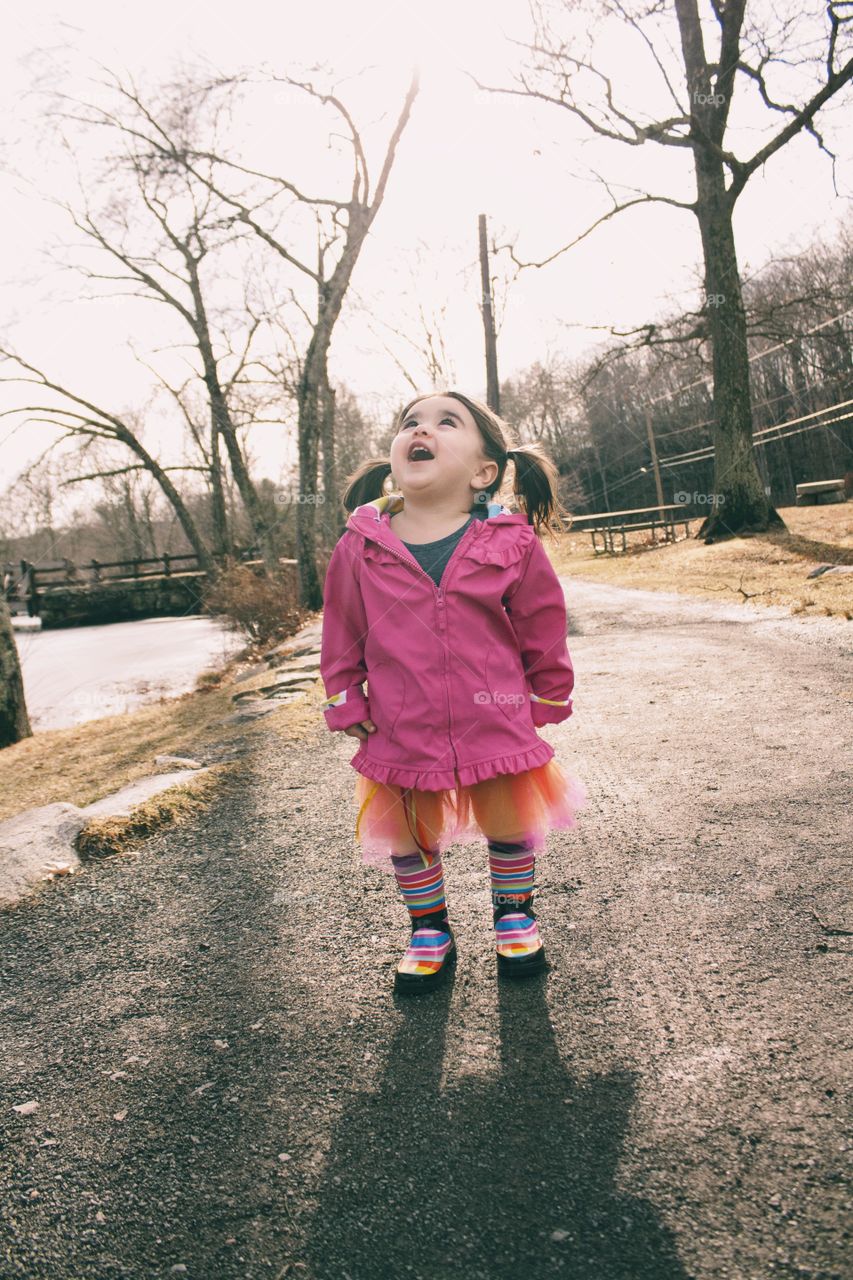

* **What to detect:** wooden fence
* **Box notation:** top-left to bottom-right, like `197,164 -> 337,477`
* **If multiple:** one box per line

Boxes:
3,548 -> 293,620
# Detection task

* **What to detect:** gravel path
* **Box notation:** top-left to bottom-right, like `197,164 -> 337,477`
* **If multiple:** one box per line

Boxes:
2,579 -> 851,1280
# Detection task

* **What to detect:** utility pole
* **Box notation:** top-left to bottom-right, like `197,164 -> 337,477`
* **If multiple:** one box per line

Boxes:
644,405 -> 665,517
478,214 -> 500,413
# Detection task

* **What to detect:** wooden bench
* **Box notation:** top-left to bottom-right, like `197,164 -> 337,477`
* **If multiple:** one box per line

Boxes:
564,504 -> 694,555
795,479 -> 847,506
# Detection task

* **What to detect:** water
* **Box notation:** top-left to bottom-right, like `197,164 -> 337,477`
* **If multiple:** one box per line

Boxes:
14,615 -> 246,732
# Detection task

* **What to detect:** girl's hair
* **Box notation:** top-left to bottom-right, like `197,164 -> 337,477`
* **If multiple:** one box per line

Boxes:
341,390 -> 570,539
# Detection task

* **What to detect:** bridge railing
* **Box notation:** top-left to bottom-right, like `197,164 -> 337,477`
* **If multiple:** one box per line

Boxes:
26,553 -> 205,590
2,547 -> 280,607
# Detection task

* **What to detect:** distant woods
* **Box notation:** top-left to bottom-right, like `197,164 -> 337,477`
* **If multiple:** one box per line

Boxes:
499,229 -> 853,518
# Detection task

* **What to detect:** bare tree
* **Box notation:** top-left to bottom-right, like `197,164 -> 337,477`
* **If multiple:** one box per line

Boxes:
362,233 -> 520,395
357,289 -> 458,393
169,69 -> 421,607
40,77 -> 284,566
476,0 -> 853,539
14,460 -> 61,564
0,352 -> 214,570
10,65 -> 417,602
85,449 -> 161,560
143,375 -> 231,559
0,597 -> 31,748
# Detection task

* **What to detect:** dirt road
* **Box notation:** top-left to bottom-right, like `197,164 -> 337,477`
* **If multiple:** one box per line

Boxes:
2,580 -> 851,1280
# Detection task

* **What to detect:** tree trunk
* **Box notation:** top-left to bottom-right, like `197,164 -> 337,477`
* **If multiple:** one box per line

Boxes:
479,213 -> 500,413
187,262 -> 278,570
124,437 -> 214,573
692,172 -> 785,538
208,377 -> 280,569
122,480 -> 146,561
297,284 -> 342,609
592,442 -> 610,510
672,0 -> 786,540
209,419 -> 229,560
0,596 -> 32,748
297,363 -> 324,610
788,342 -> 812,418
320,375 -> 338,548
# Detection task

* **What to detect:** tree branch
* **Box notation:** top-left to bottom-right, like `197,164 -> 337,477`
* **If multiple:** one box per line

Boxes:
59,464 -> 208,486
502,190 -> 696,272
729,53 -> 853,203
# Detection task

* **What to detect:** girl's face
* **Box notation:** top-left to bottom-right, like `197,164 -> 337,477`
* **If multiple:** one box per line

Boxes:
389,395 -> 498,504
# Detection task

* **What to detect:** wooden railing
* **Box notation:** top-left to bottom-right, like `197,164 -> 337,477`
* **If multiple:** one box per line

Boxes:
3,548 -> 295,611
29,552 -> 205,589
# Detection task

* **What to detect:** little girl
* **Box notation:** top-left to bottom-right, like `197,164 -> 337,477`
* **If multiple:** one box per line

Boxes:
320,390 -> 587,994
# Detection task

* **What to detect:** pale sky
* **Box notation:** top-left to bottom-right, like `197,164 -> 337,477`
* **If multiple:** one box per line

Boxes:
0,0 -> 850,511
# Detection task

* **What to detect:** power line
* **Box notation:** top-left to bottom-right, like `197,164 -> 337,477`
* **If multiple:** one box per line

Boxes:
751,409 -> 853,449
574,465 -> 649,513
650,372 -> 848,443
659,396 -> 853,467
646,305 -> 853,408
575,392 -> 853,507
659,409 -> 853,471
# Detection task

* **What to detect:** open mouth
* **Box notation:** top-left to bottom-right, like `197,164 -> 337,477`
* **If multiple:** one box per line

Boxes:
408,443 -> 435,462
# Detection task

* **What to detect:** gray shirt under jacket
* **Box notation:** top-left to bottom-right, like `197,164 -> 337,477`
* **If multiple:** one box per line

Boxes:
399,505 -> 487,588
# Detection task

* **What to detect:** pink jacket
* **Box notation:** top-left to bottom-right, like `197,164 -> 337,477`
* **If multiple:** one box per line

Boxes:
319,493 -> 575,791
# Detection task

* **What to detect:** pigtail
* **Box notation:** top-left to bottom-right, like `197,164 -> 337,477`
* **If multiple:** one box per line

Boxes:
507,441 -> 569,542
342,457 -> 393,513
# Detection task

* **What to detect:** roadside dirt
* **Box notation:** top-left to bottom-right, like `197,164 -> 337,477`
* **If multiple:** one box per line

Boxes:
551,503 -> 853,620
2,579 -> 851,1280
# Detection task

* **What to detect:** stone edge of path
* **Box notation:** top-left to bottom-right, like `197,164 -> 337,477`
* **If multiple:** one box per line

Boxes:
222,617 -> 324,724
0,769 -> 211,911
0,612 -> 328,912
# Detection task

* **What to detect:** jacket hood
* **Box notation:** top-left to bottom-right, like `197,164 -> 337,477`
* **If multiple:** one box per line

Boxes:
347,491 -> 530,542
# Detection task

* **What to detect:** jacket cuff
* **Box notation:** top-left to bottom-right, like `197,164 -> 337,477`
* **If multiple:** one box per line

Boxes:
529,693 -> 573,726
322,686 -> 370,731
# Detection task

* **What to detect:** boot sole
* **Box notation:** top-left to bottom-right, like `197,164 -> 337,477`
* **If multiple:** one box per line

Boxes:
496,944 -> 548,979
393,942 -> 457,995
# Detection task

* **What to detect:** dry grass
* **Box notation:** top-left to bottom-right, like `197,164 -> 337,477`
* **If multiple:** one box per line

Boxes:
76,765 -> 232,860
774,503 -> 853,548
549,503 -> 853,620
0,656 -> 325,824
264,673 -> 328,742
0,685 -> 233,823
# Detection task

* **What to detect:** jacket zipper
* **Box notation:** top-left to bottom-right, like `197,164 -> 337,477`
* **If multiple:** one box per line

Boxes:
369,520 -> 481,773
370,521 -> 478,593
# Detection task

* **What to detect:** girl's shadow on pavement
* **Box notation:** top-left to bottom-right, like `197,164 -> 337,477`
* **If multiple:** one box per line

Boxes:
303,972 -> 689,1280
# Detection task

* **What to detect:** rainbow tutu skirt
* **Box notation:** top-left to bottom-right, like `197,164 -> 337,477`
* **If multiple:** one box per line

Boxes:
353,757 -> 588,871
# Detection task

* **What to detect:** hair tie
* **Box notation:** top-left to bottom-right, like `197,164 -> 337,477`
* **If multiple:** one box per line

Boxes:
506,448 -> 516,459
